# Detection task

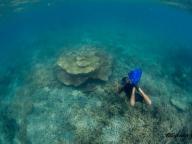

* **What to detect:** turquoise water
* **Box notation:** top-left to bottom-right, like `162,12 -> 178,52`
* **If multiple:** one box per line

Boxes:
0,1 -> 192,144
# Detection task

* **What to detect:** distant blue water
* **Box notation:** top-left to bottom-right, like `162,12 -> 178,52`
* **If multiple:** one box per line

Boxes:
0,1 -> 191,95
1,1 -> 192,67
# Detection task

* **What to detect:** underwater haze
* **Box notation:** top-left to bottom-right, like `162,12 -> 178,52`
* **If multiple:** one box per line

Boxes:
0,0 -> 192,144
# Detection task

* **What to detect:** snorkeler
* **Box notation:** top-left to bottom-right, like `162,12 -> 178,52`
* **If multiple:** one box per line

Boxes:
117,68 -> 152,106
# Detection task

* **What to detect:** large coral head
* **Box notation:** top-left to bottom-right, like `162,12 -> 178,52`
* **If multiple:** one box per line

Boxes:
128,68 -> 142,86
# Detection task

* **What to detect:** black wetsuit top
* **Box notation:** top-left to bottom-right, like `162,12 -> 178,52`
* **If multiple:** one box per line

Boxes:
118,77 -> 143,102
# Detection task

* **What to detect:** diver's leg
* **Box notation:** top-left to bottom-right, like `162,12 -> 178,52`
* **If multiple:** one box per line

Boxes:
130,87 -> 136,106
138,88 -> 152,105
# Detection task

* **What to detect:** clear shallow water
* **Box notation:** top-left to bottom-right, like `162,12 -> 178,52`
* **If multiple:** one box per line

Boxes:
0,1 -> 192,144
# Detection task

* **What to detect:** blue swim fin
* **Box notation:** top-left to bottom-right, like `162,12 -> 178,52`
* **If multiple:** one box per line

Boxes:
128,68 -> 142,85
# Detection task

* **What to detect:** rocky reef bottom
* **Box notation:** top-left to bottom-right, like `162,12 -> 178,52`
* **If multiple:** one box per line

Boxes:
0,45 -> 192,144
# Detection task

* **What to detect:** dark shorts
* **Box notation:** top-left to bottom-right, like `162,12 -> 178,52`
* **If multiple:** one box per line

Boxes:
121,77 -> 143,102
134,93 -> 144,102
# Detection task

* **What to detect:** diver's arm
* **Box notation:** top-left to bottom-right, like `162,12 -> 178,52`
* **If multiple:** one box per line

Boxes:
138,87 -> 152,105
130,87 -> 136,106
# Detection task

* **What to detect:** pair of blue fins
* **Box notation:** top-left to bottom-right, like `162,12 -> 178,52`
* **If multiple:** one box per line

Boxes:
128,68 -> 142,86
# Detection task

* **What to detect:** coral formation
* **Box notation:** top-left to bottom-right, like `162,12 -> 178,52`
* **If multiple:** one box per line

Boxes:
0,44 -> 191,144
55,46 -> 112,86
100,116 -> 128,144
1,0 -> 192,143
170,96 -> 189,111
